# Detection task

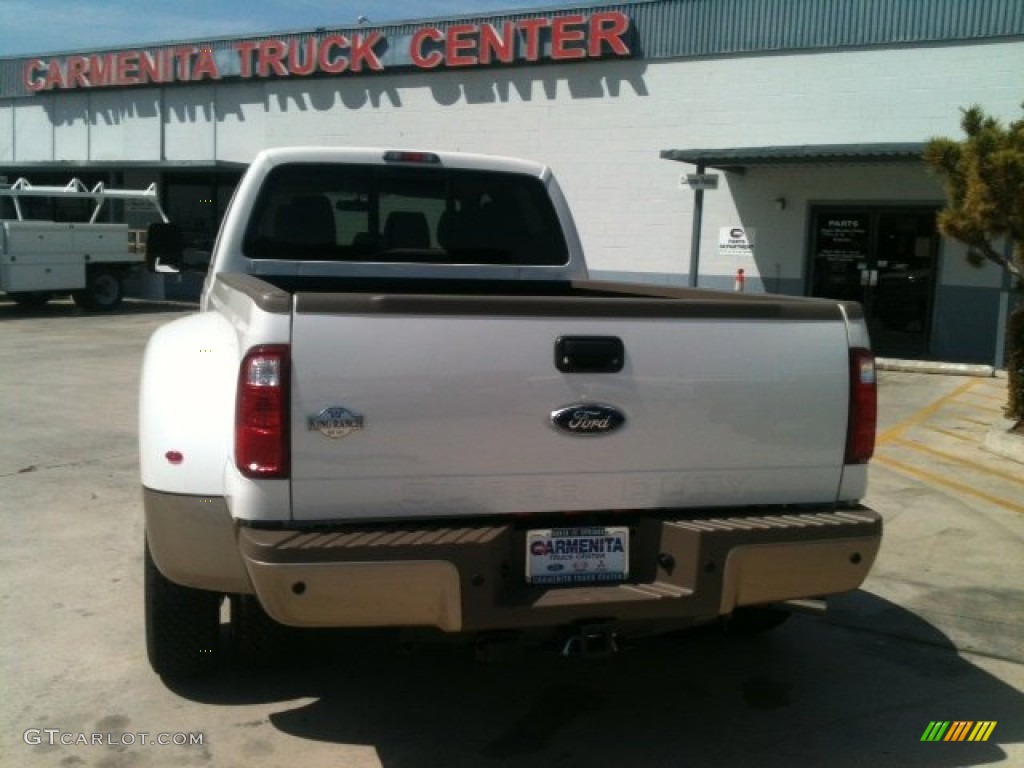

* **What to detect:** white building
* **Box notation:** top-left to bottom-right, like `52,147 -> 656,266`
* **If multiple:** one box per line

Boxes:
2,0 -> 1021,362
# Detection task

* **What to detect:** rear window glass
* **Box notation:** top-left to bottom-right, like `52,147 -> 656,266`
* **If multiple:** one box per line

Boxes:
242,163 -> 569,266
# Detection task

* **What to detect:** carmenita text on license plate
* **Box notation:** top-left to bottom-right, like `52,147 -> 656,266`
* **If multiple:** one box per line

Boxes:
526,527 -> 629,585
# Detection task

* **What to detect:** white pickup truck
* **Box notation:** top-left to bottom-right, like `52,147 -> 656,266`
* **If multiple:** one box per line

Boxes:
140,147 -> 881,678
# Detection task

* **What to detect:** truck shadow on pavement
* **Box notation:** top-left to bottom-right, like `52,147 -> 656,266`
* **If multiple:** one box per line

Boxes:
167,591 -> 1022,767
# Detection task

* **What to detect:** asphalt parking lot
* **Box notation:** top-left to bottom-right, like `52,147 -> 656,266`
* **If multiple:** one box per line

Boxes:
1,298 -> 1022,768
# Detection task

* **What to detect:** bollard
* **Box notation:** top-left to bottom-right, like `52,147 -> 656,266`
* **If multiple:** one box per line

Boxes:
734,268 -> 746,292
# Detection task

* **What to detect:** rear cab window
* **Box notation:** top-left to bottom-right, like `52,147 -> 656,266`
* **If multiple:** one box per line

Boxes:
242,163 -> 569,266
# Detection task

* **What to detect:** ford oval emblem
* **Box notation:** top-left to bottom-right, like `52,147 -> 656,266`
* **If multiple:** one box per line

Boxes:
550,404 -> 626,436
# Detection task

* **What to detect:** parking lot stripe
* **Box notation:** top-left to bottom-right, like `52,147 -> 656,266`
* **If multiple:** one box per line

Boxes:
873,455 -> 1024,515
967,387 -> 1009,402
954,415 -> 1000,428
876,379 -> 981,446
956,398 -> 1006,414
921,425 -> 980,444
889,437 -> 1024,486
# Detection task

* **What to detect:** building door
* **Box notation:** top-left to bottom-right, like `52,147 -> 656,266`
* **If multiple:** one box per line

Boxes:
810,207 -> 939,358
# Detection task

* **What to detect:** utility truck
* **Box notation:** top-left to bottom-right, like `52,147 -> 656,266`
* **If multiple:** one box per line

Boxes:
1,177 -> 168,309
140,147 -> 881,678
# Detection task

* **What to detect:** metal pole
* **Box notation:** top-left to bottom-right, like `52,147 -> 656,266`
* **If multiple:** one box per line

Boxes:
688,163 -> 705,288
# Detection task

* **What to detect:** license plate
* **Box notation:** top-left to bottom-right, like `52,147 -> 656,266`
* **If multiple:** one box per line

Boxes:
526,527 -> 629,585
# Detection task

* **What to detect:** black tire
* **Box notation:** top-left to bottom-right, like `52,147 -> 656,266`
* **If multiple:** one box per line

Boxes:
144,539 -> 221,679
725,606 -> 791,635
230,594 -> 297,670
9,292 -> 51,308
72,269 -> 123,311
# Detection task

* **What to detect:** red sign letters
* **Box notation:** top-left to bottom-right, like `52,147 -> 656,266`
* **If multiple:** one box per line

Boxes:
23,12 -> 631,93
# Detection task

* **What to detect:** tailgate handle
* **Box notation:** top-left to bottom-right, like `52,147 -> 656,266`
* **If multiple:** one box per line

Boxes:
555,336 -> 625,373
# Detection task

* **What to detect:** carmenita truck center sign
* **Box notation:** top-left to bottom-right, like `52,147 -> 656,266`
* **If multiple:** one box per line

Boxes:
21,12 -> 632,93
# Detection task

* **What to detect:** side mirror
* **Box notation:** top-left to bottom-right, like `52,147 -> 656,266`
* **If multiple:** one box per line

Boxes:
146,222 -> 183,273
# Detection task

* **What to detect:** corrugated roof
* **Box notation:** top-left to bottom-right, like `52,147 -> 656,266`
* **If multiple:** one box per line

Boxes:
660,142 -> 926,170
629,0 -> 1023,59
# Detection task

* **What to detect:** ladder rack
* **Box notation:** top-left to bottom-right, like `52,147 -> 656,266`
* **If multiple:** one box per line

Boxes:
0,177 -> 169,224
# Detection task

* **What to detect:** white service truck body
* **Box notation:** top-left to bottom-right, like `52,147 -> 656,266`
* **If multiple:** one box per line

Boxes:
139,147 -> 881,677
1,178 -> 164,309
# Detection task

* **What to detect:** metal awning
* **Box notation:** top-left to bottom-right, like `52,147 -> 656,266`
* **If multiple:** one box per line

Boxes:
660,142 -> 925,172
660,142 -> 927,289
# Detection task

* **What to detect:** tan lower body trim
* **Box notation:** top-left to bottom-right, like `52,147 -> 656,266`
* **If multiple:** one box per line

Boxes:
720,535 -> 880,613
239,508 -> 882,632
246,560 -> 463,631
143,487 -> 253,594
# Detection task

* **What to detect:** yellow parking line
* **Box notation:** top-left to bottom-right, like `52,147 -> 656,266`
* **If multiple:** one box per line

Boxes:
968,382 -> 1008,395
966,392 -> 1007,403
955,416 -> 998,428
888,436 -> 1024,486
955,398 -> 1006,414
874,455 -> 1024,515
921,425 -> 980,444
877,379 -> 981,446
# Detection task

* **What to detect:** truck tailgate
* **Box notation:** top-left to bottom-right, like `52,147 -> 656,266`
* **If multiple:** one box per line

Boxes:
289,294 -> 851,522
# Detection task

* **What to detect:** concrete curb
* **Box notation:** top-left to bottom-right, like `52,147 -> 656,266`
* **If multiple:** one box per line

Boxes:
876,358 -> 997,378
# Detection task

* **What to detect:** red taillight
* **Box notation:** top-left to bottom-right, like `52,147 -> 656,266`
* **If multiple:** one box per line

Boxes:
846,348 -> 877,464
235,345 -> 289,478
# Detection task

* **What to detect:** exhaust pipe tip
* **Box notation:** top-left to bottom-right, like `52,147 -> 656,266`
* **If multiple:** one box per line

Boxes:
778,598 -> 828,616
561,624 -> 619,658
